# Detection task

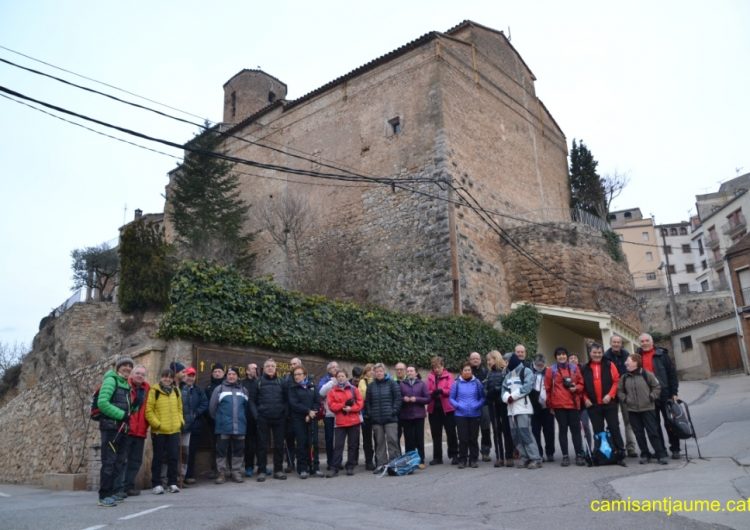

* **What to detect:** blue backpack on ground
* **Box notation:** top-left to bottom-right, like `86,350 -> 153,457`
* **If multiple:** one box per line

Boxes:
384,450 -> 421,476
592,431 -> 617,466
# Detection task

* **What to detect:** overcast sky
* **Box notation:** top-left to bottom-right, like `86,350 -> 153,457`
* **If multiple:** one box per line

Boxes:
1,0 -> 748,349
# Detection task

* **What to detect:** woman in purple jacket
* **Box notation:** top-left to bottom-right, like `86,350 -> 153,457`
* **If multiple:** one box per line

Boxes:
399,366 -> 430,468
450,361 -> 486,468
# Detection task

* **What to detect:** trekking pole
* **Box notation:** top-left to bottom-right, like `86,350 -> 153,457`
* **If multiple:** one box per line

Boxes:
579,419 -> 593,467
109,420 -> 127,453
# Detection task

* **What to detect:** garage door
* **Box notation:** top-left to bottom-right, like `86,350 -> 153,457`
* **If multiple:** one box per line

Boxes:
706,334 -> 744,375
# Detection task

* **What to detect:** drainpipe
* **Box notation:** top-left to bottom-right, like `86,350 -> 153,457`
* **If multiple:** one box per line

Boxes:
448,185 -> 462,315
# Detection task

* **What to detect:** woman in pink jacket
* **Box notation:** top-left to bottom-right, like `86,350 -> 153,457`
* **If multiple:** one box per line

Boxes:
426,355 -> 459,465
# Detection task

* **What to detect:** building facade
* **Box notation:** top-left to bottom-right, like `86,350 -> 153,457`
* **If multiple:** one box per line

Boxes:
609,208 -> 665,292
164,20 -> 638,334
655,221 -> 701,294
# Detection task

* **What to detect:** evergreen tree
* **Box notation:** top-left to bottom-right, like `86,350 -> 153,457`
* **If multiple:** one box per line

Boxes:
569,139 -> 606,217
71,244 -> 119,301
168,125 -> 254,271
118,219 -> 174,312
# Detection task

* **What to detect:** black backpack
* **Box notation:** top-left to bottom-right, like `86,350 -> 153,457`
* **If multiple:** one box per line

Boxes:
665,399 -> 695,439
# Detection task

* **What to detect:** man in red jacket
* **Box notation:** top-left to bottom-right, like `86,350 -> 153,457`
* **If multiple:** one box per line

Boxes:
582,343 -> 626,466
115,364 -> 150,497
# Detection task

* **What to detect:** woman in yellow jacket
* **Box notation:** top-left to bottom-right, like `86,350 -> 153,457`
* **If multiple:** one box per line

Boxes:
146,368 -> 184,494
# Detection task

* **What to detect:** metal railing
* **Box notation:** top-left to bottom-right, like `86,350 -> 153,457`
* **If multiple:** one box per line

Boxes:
53,288 -> 85,317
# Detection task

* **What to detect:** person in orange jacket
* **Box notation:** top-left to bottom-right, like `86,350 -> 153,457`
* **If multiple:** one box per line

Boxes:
326,369 -> 364,477
544,347 -> 586,466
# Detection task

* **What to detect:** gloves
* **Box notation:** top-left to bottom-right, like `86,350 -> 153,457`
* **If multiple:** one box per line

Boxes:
507,396 -> 515,404
344,398 -> 355,407
431,389 -> 442,398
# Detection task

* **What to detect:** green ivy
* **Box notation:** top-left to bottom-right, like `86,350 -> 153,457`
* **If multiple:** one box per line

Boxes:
159,261 -> 538,370
601,229 -> 625,262
498,304 -> 541,354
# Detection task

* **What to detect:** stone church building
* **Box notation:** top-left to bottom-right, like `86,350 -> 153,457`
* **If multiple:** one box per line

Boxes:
165,20 -> 641,349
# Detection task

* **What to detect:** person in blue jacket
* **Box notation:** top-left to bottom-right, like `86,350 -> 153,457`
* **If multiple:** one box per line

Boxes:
449,361 -> 485,468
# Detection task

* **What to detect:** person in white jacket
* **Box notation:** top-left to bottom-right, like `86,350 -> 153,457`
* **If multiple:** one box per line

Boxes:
502,353 -> 542,469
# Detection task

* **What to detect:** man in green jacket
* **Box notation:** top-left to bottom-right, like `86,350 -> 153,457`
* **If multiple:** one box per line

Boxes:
97,356 -> 133,507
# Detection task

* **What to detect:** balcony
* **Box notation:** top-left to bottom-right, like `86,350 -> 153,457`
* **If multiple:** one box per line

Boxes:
708,257 -> 724,270
721,213 -> 747,238
705,232 -> 721,250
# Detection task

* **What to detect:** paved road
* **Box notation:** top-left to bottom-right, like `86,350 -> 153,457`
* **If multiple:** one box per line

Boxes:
0,375 -> 748,530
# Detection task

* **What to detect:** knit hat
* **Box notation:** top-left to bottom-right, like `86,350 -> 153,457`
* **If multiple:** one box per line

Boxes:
352,366 -> 363,378
226,366 -> 240,376
169,361 -> 186,374
212,362 -> 225,372
506,353 -> 521,372
115,356 -> 134,370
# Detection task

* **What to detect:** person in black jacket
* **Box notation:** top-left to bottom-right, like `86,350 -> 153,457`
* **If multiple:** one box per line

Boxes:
604,334 -> 637,457
250,358 -> 288,481
203,363 -> 225,479
242,363 -> 258,477
637,333 -> 681,459
181,367 -> 208,485
469,352 -> 492,462
365,363 -> 402,473
288,365 -> 322,478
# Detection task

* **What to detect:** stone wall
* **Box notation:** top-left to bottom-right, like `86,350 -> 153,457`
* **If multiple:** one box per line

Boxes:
639,290 -> 734,336
504,223 -> 641,330
20,302 -> 161,391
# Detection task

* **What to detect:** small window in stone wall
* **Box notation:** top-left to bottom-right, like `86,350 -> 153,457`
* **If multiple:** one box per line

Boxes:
388,116 -> 402,135
268,91 -> 276,103
680,335 -> 693,352
646,272 -> 657,281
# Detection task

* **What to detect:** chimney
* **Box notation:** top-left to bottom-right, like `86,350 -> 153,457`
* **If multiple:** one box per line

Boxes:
134,208 -> 143,220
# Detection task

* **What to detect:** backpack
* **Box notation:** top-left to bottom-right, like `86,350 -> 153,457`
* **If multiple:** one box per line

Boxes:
665,399 -> 695,440
592,431 -> 618,466
89,383 -> 104,421
383,449 -> 422,476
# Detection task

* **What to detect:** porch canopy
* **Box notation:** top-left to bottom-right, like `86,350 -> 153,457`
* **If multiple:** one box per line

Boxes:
511,302 -> 640,363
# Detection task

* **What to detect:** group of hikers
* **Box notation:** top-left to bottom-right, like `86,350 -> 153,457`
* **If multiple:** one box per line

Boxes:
95,332 -> 680,507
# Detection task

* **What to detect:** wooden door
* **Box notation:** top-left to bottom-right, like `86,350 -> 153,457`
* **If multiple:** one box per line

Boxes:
706,334 -> 743,375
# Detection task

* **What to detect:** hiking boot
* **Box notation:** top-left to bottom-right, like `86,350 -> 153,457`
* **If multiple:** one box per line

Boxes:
214,474 -> 226,484
284,464 -> 294,474
112,492 -> 126,502
481,454 -> 491,462
207,471 -> 218,480
418,463 -> 426,470
575,456 -> 586,466
273,471 -> 287,480
265,466 -> 273,476
326,469 -> 339,478
561,456 -> 570,467
494,459 -> 503,468
168,484 -> 180,493
313,470 -> 325,478
545,455 -> 555,463
230,472 -> 244,483
299,471 -> 309,479
671,451 -> 681,460
505,459 -> 515,468
627,450 -> 638,458
98,497 -> 116,507
256,475 -> 266,482
450,457 -> 460,465
346,467 -> 354,476
657,457 -> 668,465
639,456 -> 651,465
152,485 -> 165,494
429,459 -> 443,466
365,462 -> 375,471
469,460 -> 478,468
244,467 -> 254,478
126,489 -> 141,496
617,459 -> 628,467
527,461 -> 542,470
184,477 -> 196,485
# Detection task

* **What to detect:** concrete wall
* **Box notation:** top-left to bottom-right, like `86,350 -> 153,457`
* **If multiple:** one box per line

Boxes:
639,290 -> 734,336
672,316 -> 737,380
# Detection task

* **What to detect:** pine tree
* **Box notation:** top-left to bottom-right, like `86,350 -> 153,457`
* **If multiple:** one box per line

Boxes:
118,219 -> 174,312
569,139 -> 606,217
168,125 -> 254,271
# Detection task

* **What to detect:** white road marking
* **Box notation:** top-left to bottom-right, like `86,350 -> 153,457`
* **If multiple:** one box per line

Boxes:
118,504 -> 171,520
80,526 -> 107,530
0,492 -> 10,497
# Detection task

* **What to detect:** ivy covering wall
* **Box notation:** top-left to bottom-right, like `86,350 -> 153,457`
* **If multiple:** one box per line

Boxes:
159,261 -> 540,370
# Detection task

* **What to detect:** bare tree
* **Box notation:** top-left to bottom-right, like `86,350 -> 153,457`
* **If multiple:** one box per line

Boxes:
0,341 -> 27,377
599,171 -> 630,218
257,192 -> 314,286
